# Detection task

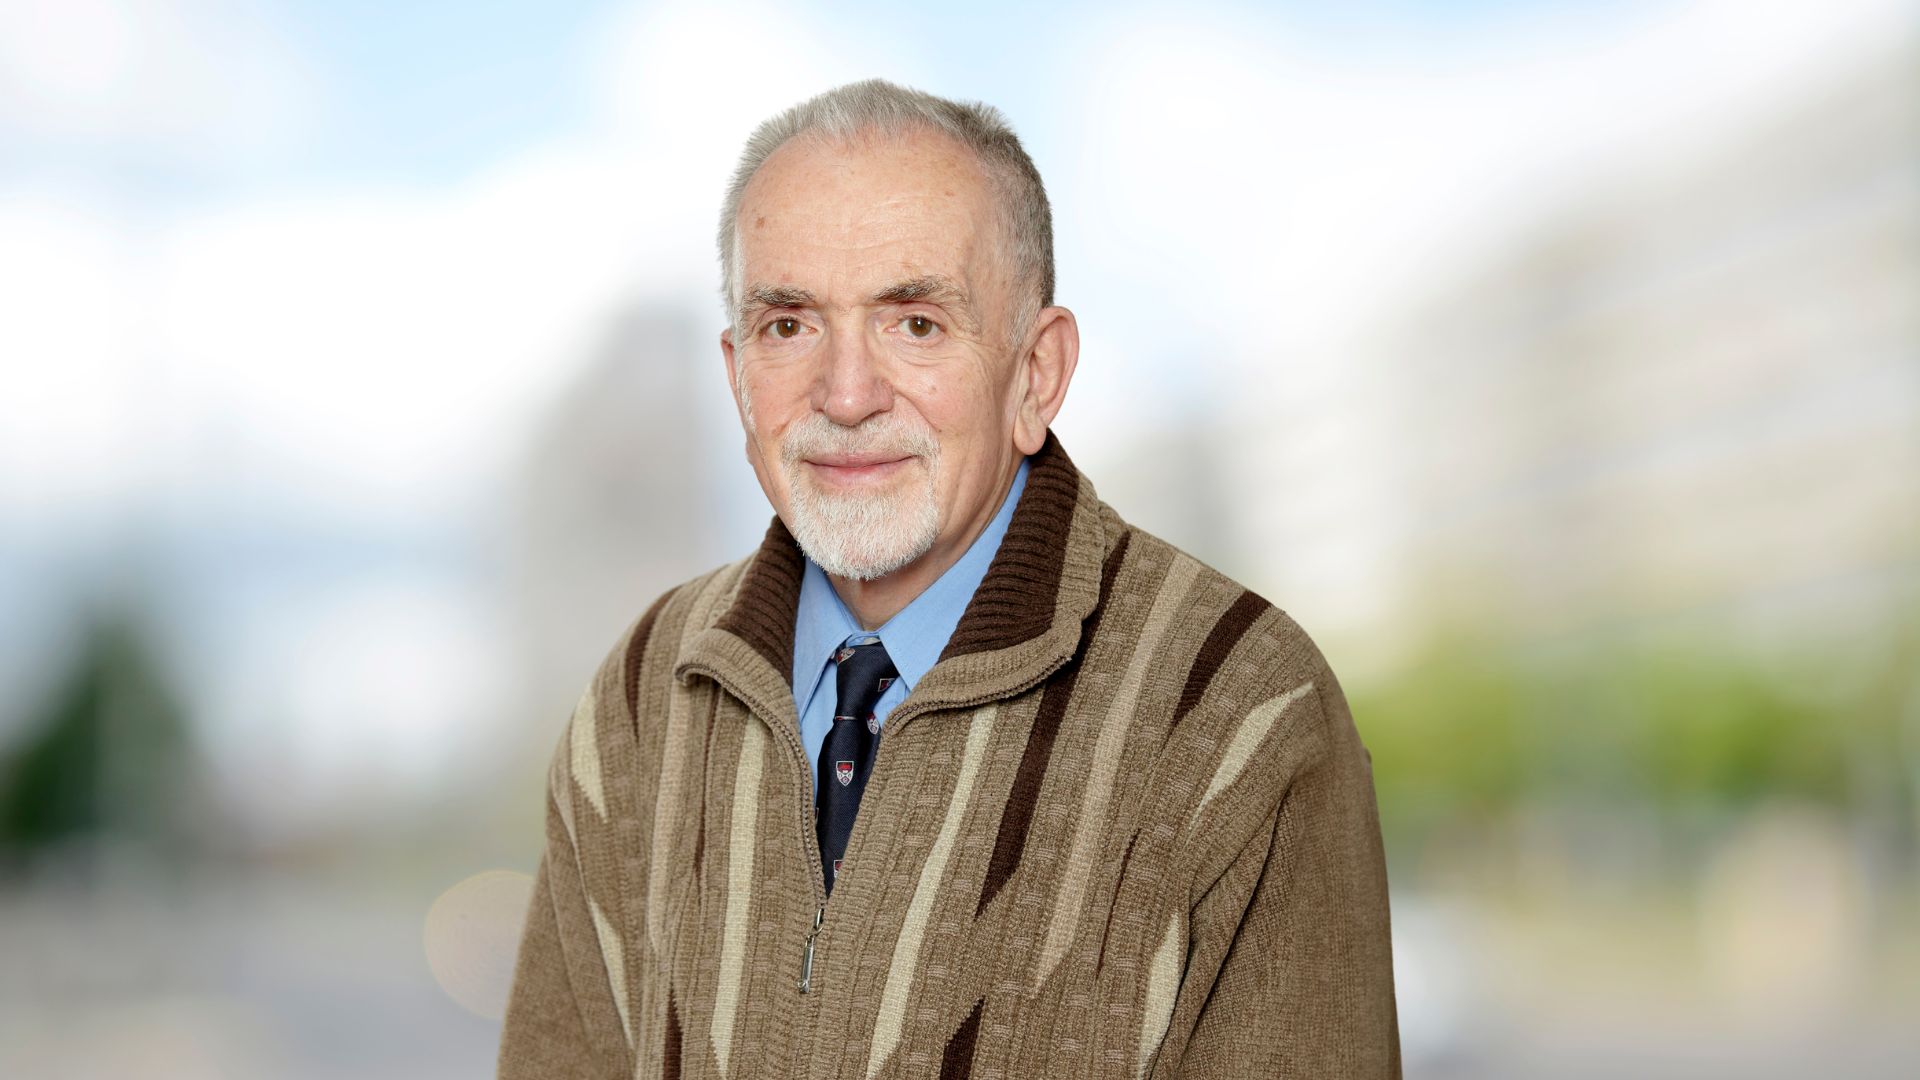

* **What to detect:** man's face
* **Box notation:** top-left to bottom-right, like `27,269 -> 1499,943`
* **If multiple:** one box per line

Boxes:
721,129 -> 1029,582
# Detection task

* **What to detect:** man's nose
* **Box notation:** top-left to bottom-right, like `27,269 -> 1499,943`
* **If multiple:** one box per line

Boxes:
811,322 -> 892,427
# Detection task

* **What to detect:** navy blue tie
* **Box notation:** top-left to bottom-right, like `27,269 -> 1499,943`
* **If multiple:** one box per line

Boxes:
816,639 -> 896,896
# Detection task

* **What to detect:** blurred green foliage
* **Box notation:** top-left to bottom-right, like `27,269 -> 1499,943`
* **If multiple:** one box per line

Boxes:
0,609 -> 200,864
1349,614 -> 1918,851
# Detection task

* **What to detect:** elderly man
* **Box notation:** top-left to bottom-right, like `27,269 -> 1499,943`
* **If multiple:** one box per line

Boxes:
499,79 -> 1400,1079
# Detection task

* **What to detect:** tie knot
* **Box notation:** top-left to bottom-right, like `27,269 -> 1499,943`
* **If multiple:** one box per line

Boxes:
834,638 -> 898,717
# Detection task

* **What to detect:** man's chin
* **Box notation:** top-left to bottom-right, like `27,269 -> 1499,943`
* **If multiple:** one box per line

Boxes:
784,490 -> 938,580
796,531 -> 930,582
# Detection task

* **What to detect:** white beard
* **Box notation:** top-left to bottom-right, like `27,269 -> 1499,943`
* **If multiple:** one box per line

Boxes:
767,410 -> 943,581
786,462 -> 939,580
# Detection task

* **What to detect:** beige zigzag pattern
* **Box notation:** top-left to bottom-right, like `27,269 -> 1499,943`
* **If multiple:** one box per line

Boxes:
1032,552 -> 1201,992
1192,681 -> 1316,827
710,720 -> 768,1077
865,705 -> 998,1080
561,678 -> 632,1046
649,570 -> 739,952
1135,910 -> 1184,1079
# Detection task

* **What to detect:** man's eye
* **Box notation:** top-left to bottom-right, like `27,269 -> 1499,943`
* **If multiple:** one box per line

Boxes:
901,315 -> 939,339
768,317 -> 802,339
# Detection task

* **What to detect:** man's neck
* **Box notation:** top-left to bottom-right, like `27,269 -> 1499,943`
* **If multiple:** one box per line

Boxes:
826,459 -> 1021,631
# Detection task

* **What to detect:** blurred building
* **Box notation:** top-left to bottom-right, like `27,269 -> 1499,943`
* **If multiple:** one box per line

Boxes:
505,303 -> 727,735
1233,31 -> 1920,672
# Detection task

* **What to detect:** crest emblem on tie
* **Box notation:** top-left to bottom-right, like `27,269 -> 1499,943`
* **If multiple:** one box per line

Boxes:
866,714 -> 880,735
835,760 -> 854,786
877,676 -> 893,691
835,647 -> 855,664
832,858 -> 843,873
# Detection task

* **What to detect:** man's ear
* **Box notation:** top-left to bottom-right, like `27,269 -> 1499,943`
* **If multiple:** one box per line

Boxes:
1012,306 -> 1079,455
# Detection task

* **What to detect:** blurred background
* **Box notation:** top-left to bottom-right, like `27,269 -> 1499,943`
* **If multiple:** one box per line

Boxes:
1,0 -> 1916,1075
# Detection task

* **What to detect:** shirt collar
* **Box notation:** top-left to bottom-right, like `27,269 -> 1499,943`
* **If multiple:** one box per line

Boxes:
791,454 -> 1033,709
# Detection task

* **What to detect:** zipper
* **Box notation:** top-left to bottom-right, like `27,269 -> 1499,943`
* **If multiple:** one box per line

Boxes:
681,647 -> 1070,998
797,905 -> 825,992
679,661 -> 834,997
679,663 -> 831,898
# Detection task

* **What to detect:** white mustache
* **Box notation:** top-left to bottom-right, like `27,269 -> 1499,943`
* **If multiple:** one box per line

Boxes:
780,415 -> 940,467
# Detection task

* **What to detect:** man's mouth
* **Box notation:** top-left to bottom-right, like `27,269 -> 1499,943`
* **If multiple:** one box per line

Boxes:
802,453 -> 914,483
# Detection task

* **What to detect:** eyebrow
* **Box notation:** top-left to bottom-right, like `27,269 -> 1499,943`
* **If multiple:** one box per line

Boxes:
734,274 -> 978,332
875,274 -> 982,336
736,284 -> 817,328
873,274 -> 970,312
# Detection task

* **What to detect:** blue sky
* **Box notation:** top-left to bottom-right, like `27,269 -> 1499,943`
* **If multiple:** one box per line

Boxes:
256,0 -> 613,186
1,0 -> 1664,200
276,0 -> 1653,183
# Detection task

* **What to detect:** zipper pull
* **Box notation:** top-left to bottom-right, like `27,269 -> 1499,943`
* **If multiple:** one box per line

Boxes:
796,905 -> 825,993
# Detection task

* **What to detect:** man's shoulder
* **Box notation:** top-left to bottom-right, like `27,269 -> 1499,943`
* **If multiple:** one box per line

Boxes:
1094,501 -> 1334,715
1096,504 -> 1363,870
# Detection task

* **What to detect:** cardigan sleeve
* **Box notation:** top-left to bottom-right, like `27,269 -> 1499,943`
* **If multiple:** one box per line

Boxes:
497,720 -> 636,1080
1164,677 -> 1402,1079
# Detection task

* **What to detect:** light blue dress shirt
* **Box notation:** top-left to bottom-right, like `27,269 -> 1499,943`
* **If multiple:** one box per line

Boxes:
791,455 -> 1032,796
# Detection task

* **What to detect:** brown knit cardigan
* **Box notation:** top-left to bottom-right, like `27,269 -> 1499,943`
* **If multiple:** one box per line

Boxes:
498,429 -> 1401,1079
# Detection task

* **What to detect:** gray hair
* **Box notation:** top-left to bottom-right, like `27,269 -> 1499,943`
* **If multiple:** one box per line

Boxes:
717,78 -> 1054,344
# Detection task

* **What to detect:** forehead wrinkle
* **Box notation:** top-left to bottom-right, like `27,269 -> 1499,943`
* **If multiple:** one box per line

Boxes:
737,146 -> 1003,335
744,215 -> 970,279
751,172 -> 982,254
738,270 -> 986,339
741,227 -> 981,306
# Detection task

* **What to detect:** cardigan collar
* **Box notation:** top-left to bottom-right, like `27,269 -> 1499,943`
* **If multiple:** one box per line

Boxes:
674,428 -> 1110,729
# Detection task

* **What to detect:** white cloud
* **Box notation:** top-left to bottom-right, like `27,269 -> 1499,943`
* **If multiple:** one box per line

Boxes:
0,0 -> 313,159
0,194 -> 148,511
150,148 -> 661,516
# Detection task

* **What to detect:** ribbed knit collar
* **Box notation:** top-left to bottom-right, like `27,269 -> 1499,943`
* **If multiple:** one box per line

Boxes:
675,428 -> 1110,729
